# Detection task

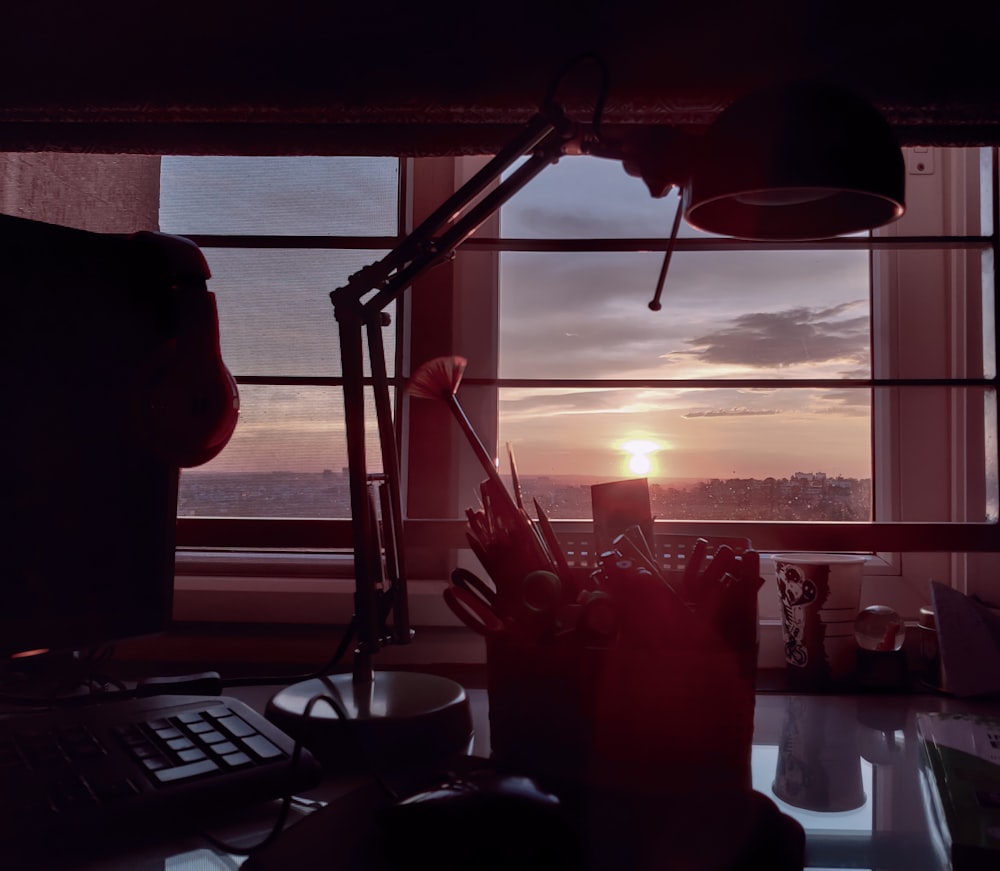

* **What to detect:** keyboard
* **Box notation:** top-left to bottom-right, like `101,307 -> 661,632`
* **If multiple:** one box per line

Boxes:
0,693 -> 322,857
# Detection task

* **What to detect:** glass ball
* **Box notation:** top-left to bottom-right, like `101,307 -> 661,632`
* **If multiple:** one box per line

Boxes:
855,604 -> 906,652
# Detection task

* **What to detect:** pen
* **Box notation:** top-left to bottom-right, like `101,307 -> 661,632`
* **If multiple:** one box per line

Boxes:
681,537 -> 709,603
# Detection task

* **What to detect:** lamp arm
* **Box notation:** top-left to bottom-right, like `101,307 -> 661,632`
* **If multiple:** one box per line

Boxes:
366,312 -> 409,645
332,294 -> 381,671
328,107 -> 583,675
362,121 -> 576,316
391,110 -> 565,259
332,107 -> 571,321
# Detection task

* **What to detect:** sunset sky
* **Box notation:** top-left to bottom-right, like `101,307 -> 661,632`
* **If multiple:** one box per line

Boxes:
497,157 -> 872,480
160,156 -> 873,482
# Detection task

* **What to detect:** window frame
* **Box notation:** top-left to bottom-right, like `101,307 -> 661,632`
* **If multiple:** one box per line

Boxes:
173,148 -> 1000,661
400,149 -> 1000,624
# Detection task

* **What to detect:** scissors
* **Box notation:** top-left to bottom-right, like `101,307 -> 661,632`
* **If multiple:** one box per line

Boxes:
444,585 -> 506,638
451,567 -> 498,611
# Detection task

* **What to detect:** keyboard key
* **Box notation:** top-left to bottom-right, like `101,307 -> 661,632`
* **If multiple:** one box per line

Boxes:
152,759 -> 220,784
213,716 -> 255,739
242,735 -> 283,760
187,721 -> 215,735
153,727 -> 183,741
177,748 -> 207,763
209,741 -> 238,756
166,737 -> 195,752
197,730 -> 226,744
219,752 -> 252,768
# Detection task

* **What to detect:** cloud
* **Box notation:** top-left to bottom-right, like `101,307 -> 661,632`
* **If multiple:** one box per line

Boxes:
812,388 -> 871,416
678,301 -> 869,369
683,407 -> 781,418
497,240 -> 871,379
510,206 -> 643,238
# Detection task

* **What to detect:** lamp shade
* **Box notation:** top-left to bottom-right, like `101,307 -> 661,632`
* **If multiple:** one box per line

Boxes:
684,82 -> 905,240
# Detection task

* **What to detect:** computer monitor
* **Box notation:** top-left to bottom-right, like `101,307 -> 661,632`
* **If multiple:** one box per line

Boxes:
0,214 -> 181,664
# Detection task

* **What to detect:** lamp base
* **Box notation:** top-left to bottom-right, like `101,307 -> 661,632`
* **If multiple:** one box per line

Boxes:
265,671 -> 473,774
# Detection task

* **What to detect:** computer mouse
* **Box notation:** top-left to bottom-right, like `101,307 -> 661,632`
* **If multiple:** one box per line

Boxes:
376,770 -> 583,870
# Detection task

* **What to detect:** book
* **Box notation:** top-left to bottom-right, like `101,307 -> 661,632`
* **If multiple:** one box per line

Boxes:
916,711 -> 1000,870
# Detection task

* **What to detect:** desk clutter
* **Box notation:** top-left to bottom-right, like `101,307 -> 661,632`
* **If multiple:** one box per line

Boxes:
454,471 -> 761,792
0,694 -> 321,866
448,480 -> 806,869
407,355 -> 804,867
410,352 -> 761,790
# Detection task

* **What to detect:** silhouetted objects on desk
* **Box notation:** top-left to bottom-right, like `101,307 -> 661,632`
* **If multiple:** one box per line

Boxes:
591,478 -> 654,554
917,605 -> 945,691
931,581 -> 1000,697
479,540 -> 761,793
430,428 -> 802,865
853,605 -> 911,689
0,694 -> 321,866
377,770 -> 582,871
0,215 -> 239,665
377,767 -> 805,871
264,671 -> 474,774
774,553 -> 866,689
564,785 -> 805,871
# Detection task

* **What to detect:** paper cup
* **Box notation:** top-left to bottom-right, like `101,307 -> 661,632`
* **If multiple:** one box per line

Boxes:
772,696 -> 866,811
774,553 -> 865,688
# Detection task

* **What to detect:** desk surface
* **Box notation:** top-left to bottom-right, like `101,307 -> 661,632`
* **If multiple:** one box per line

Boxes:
59,684 -> 1000,870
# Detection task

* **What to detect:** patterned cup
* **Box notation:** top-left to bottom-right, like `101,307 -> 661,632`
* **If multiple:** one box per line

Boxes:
774,553 -> 866,688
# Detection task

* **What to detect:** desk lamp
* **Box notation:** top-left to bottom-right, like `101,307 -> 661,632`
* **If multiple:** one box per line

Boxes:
266,71 -> 905,771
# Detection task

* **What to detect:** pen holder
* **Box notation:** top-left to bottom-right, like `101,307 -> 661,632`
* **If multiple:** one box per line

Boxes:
487,626 -> 756,797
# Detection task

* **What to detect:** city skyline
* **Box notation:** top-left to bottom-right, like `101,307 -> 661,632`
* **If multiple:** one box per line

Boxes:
178,467 -> 872,523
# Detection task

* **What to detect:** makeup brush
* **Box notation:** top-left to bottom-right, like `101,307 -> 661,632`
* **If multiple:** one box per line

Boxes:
407,355 -> 510,498
408,355 -> 556,596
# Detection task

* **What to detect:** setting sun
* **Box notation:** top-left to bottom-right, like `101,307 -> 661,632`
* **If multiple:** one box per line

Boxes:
620,439 -> 661,476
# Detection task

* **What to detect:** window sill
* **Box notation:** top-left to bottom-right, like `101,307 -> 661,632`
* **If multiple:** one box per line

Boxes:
173,574 -> 456,626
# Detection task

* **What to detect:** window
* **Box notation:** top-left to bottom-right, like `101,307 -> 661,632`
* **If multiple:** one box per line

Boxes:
159,156 -> 400,529
495,162 -> 876,520
401,148 -> 1000,659
4,148 -> 997,667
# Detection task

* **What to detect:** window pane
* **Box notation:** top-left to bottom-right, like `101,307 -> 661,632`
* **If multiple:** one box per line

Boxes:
498,386 -> 872,521
178,384 -> 388,518
499,250 -> 871,379
159,156 -> 399,236
500,158 -> 686,238
872,247 -> 994,379
202,247 -> 395,378
874,385 -> 997,524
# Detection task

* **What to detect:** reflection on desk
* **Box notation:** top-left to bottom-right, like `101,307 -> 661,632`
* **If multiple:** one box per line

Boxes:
55,687 -> 1000,870
752,692 -> 990,871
